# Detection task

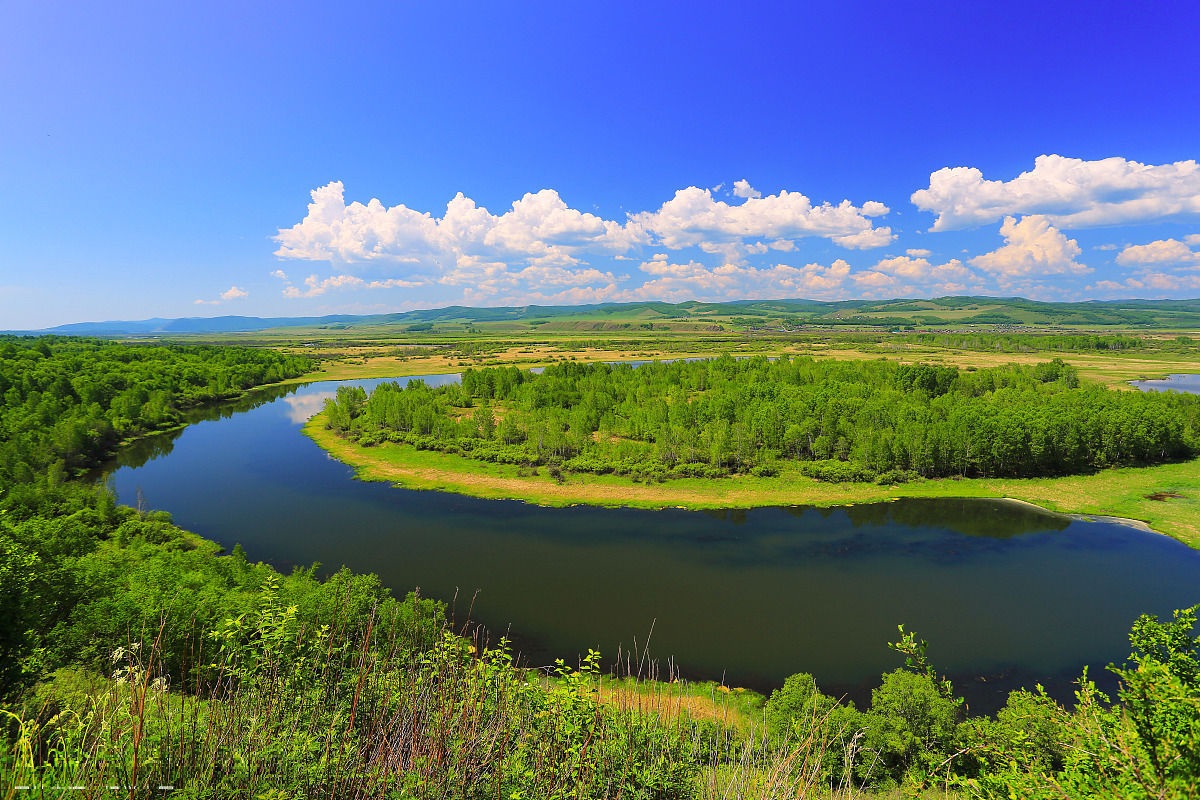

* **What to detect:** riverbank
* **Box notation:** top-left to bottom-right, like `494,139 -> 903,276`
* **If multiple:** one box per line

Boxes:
304,411 -> 1200,548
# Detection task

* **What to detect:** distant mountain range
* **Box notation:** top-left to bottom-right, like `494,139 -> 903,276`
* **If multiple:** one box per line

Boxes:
10,296 -> 1200,336
30,314 -> 372,336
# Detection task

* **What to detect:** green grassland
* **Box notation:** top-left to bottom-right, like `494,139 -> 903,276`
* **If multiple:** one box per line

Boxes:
126,295 -> 1200,348
149,297 -> 1180,391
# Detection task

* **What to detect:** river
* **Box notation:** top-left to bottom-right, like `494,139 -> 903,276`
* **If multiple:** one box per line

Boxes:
101,373 -> 1200,712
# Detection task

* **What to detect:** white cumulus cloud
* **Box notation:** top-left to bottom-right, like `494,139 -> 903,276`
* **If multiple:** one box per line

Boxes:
283,274 -> 425,298
969,216 -> 1090,278
194,285 -> 249,305
274,182 -> 441,264
272,180 -> 895,303
732,179 -> 761,199
831,226 -> 895,249
620,255 -> 853,303
912,154 -> 1200,231
276,181 -> 893,276
851,255 -> 981,297
631,186 -> 892,251
1092,272 -> 1200,294
873,256 -> 973,282
1116,238 -> 1200,266
1101,235 -> 1200,296
274,182 -> 638,300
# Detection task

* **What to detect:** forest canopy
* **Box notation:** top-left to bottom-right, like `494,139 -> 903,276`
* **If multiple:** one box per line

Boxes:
0,335 -> 313,487
324,355 -> 1200,482
0,336 -> 318,697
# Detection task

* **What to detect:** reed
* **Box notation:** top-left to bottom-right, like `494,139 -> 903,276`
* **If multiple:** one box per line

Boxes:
2,579 -> 919,799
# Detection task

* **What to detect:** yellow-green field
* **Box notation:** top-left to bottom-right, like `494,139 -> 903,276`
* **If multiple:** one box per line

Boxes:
298,340 -> 1200,389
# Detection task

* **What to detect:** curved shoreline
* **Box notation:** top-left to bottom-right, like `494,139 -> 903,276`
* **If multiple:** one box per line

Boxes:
996,496 -> 1155,533
304,412 -> 1199,548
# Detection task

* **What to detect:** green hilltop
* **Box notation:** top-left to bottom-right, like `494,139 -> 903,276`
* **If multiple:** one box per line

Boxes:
26,296 -> 1200,338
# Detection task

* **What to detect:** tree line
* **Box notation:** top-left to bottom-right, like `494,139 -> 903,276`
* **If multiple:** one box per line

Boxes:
325,355 -> 1200,483
875,331 -> 1146,352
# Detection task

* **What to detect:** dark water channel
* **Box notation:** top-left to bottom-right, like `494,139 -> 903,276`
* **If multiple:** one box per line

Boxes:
101,375 -> 1200,712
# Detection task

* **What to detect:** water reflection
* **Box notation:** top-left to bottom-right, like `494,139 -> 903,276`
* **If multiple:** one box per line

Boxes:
282,373 -> 464,424
843,497 -> 1069,539
656,489 -> 1065,544
112,427 -> 188,471
111,383 -> 305,470
1132,373 -> 1200,395
98,374 -> 1200,714
180,382 -> 304,423
281,393 -> 329,423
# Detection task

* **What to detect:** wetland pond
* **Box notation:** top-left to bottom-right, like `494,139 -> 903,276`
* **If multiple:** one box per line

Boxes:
102,374 -> 1200,712
1132,373 -> 1200,394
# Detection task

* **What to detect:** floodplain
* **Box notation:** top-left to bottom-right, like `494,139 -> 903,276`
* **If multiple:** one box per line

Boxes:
260,299 -> 1200,547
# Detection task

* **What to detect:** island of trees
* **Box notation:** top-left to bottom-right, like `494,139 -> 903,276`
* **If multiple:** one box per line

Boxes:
4,335 -> 1200,797
323,355 -> 1200,484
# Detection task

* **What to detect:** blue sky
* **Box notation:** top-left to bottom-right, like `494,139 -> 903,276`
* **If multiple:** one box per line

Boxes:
3,1 -> 1200,329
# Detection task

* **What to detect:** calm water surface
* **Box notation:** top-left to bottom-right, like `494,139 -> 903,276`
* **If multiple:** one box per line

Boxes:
1132,373 -> 1200,394
103,375 -> 1200,710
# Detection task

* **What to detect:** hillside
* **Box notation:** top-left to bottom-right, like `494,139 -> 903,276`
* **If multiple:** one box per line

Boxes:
19,296 -> 1200,337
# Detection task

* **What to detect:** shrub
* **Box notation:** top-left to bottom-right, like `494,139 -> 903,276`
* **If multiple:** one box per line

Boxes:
797,459 -> 877,483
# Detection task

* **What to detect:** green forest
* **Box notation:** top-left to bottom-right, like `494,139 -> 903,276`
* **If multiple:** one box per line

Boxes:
324,355 -> 1200,484
0,336 -> 314,487
4,336 -> 1200,798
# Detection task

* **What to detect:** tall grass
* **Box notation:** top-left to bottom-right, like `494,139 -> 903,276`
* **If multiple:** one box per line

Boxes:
1,577 -> 911,799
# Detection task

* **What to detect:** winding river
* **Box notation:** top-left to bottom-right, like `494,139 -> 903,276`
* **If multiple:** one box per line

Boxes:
101,374 -> 1200,711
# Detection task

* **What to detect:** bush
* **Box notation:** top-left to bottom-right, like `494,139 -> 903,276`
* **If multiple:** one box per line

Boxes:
750,462 -> 780,478
874,468 -> 918,485
667,462 -> 727,480
765,672 -> 834,737
860,669 -> 960,786
797,459 -> 877,483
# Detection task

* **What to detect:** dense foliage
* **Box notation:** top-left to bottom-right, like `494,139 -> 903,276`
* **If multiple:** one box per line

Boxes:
4,336 -> 1200,797
8,592 -> 1200,798
0,337 -> 315,696
0,335 -> 313,486
326,355 -> 1200,482
756,611 -> 1200,797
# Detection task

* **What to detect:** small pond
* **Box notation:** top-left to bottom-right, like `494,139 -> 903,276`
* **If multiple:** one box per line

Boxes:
1132,373 -> 1200,395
